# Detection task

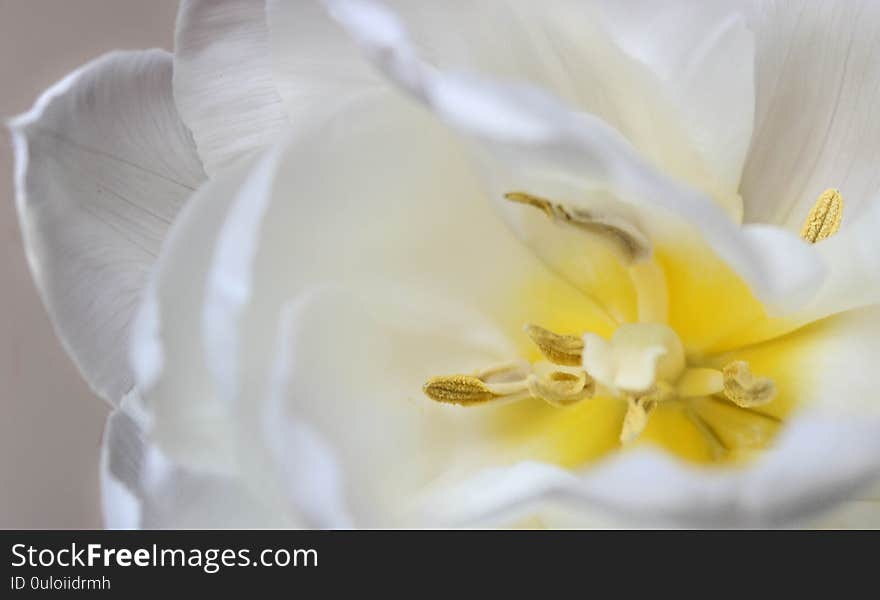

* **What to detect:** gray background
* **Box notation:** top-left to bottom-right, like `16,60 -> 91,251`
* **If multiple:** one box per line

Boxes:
0,0 -> 179,528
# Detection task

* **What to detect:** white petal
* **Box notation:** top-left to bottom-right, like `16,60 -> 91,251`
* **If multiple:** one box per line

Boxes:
593,0 -> 755,188
731,200 -> 880,347
266,0 -> 384,125
138,446 -> 292,529
420,413 -> 880,528
100,391 -> 292,529
174,0 -> 289,175
140,86 -> 616,525
810,500 -> 880,529
274,1 -> 744,218
262,287 -> 505,527
322,0 -> 824,313
101,391 -> 148,529
263,309 -> 355,529
130,153 -> 257,474
197,88 -> 611,417
734,305 -> 880,417
10,50 -> 206,404
741,0 -> 880,229
800,198 -> 880,321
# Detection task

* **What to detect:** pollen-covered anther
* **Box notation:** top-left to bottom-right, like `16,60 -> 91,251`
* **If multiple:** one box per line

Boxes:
504,191 -> 651,262
722,361 -> 777,408
423,359 -> 594,408
422,375 -> 500,405
423,361 -> 534,406
525,324 -> 584,366
800,188 -> 843,243
619,383 -> 673,443
527,369 -> 594,407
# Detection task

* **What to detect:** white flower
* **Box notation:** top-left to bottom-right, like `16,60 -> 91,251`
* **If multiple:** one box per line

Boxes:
11,0 -> 880,528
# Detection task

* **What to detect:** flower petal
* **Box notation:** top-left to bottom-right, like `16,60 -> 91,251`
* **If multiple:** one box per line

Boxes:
198,89 -> 614,414
262,285 -> 627,527
717,199 -> 880,350
266,0 -> 384,125
273,1 -> 744,219
262,287 -> 504,527
101,391 -> 147,529
130,153 -> 257,474
322,0 -> 824,313
593,0 -> 755,189
741,0 -> 880,229
10,50 -> 206,403
174,0 -> 289,175
101,390 -> 292,529
418,412 -> 880,528
731,305 -> 880,417
137,86 -> 619,526
800,199 -> 880,321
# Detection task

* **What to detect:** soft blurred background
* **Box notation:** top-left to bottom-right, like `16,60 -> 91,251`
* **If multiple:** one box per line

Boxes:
0,0 -> 179,528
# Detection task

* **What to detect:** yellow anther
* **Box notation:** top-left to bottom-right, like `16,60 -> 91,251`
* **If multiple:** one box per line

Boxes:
422,375 -> 499,405
800,188 -> 843,243
619,383 -> 674,443
504,191 -> 556,219
722,361 -> 776,408
525,324 -> 585,366
527,370 -> 594,407
620,397 -> 653,444
504,191 -> 651,262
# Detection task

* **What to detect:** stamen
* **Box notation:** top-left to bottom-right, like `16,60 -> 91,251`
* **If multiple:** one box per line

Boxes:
525,324 -> 584,366
504,191 -> 556,219
620,396 -> 654,444
800,188 -> 843,243
474,360 -> 531,384
422,375 -> 499,405
505,191 -> 651,262
722,361 -> 776,408
620,383 -> 673,443
423,356 -> 595,409
527,370 -> 594,407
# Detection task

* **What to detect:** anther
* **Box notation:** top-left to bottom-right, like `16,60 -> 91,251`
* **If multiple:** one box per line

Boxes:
524,324 -> 584,366
527,370 -> 594,407
722,361 -> 776,408
504,191 -> 651,262
800,188 -> 843,243
422,375 -> 500,405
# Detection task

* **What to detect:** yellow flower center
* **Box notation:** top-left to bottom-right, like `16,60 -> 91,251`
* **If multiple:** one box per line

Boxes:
422,188 -> 844,466
424,321 -> 775,445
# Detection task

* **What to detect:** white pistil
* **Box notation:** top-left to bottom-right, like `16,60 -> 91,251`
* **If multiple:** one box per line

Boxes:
582,323 -> 685,394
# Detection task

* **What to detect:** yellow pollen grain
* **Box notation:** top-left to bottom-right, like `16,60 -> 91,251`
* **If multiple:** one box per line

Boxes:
800,188 -> 843,243
422,375 -> 498,405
